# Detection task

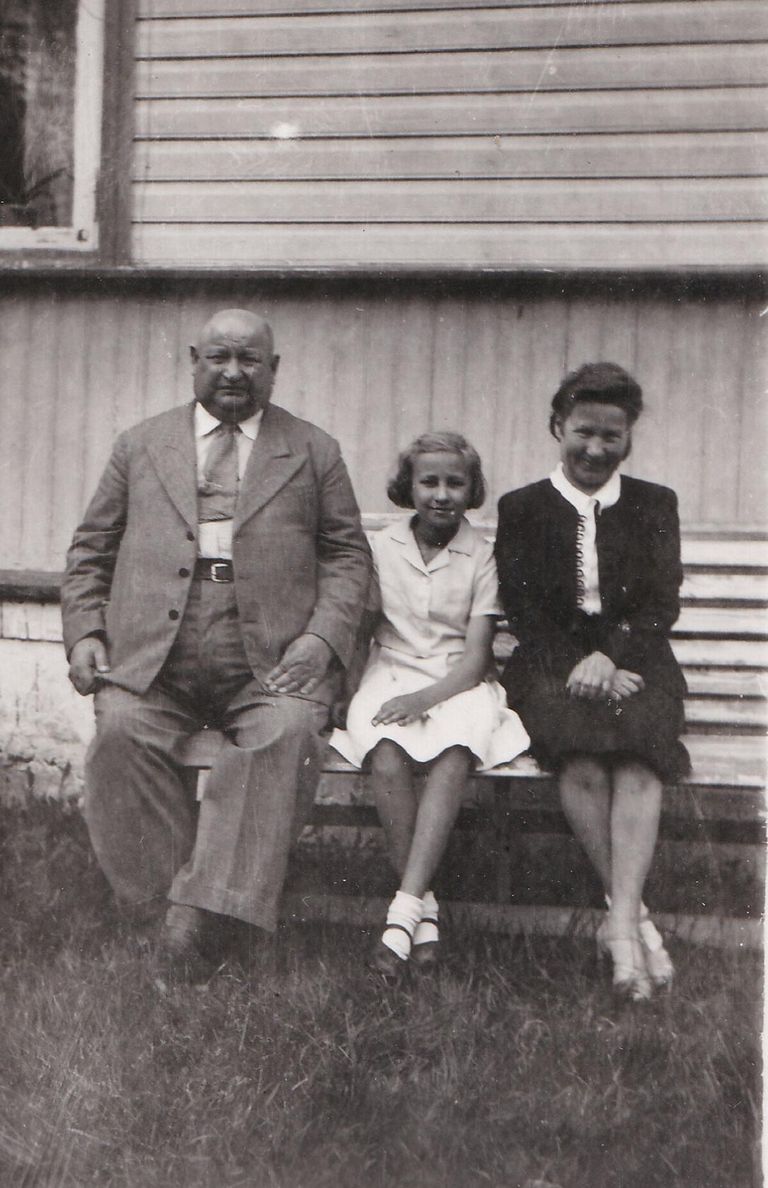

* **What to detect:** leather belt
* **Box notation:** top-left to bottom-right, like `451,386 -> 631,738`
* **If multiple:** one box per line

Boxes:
194,558 -> 234,583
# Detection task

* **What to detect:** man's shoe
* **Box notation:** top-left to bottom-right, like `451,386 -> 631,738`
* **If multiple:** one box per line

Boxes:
160,904 -> 218,982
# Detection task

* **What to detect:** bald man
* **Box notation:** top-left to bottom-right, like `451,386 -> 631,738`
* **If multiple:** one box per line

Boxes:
62,310 -> 371,975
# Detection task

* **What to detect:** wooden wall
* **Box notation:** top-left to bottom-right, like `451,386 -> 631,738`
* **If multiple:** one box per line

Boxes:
0,278 -> 764,574
132,0 -> 768,269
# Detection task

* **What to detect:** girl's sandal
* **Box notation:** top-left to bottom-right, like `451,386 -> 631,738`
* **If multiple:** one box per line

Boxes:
410,939 -> 439,970
367,939 -> 409,984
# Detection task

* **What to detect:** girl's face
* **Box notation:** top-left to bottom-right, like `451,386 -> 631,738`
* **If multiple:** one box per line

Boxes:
411,451 -> 472,532
554,401 -> 631,493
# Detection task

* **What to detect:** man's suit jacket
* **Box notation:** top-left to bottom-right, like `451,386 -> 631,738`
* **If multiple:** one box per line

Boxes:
62,401 -> 372,705
494,475 -> 687,699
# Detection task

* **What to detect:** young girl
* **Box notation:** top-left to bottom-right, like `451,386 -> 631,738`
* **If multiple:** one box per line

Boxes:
331,432 -> 529,979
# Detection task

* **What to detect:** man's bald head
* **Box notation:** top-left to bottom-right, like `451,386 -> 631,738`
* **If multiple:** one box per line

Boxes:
191,309 -> 279,423
194,309 -> 274,357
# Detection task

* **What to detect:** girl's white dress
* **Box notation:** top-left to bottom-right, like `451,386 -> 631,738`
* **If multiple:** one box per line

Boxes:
330,517 -> 529,771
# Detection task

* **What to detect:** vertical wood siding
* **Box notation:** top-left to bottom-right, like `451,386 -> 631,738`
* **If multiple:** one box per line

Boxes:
131,0 -> 768,268
1,283 -> 764,573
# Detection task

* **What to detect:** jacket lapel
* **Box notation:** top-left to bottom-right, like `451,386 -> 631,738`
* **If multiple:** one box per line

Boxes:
146,404 -> 198,529
233,405 -> 307,531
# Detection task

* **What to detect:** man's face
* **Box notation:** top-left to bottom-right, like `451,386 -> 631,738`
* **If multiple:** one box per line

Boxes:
192,314 -> 279,423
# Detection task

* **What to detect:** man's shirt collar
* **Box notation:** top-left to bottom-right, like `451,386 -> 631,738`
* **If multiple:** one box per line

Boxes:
194,402 -> 263,441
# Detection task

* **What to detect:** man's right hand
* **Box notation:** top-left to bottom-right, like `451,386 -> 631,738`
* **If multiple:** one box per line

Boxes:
68,636 -> 111,696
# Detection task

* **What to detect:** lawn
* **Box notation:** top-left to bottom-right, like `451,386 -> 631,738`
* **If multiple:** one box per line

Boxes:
0,803 -> 762,1188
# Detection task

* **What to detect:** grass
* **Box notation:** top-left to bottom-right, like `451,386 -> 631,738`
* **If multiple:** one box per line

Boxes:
0,803 -> 762,1188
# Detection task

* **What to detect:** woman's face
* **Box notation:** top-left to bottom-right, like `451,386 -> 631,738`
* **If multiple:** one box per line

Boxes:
554,401 -> 631,493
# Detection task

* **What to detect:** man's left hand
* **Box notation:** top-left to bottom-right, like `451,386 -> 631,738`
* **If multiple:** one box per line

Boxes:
266,634 -> 333,696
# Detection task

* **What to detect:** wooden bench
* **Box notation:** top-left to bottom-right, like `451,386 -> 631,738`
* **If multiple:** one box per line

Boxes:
180,526 -> 767,946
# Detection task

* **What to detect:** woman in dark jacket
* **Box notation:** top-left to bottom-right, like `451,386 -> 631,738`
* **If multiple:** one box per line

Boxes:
495,362 -> 689,1001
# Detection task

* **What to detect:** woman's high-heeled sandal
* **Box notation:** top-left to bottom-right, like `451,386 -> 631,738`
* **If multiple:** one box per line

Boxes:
638,910 -> 674,988
604,898 -> 674,990
596,922 -> 652,1002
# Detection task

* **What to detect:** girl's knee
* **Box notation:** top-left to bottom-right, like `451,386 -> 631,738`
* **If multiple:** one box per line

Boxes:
370,739 -> 410,778
436,744 -> 473,769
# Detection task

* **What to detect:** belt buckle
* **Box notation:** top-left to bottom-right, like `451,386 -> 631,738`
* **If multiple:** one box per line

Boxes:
210,561 -> 230,583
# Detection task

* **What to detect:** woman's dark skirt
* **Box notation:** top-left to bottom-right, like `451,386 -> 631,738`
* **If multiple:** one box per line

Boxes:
513,674 -> 690,782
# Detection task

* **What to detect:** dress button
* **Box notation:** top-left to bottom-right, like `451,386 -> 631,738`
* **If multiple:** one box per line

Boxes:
186,531 -> 195,542
178,567 -> 190,578
169,609 -> 179,620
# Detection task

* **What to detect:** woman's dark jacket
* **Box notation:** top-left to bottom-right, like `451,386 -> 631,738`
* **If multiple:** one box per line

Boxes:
494,475 -> 687,703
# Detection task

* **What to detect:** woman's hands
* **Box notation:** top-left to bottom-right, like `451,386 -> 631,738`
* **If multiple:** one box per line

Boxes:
566,651 -> 644,701
609,669 -> 645,700
372,690 -> 432,727
566,651 -> 616,699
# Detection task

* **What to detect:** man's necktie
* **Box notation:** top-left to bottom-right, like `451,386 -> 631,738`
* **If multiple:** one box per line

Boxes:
198,422 -> 240,522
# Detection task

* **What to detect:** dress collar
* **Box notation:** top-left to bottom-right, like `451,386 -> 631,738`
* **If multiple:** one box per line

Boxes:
389,514 -> 474,555
388,514 -> 475,572
194,402 -> 263,441
549,462 -> 621,514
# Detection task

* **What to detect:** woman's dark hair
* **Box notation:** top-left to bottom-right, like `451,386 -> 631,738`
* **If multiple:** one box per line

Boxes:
387,431 -> 487,509
548,362 -> 643,438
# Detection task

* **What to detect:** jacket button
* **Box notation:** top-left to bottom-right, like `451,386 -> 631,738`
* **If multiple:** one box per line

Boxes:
186,531 -> 195,542
169,609 -> 179,620
178,567 -> 190,578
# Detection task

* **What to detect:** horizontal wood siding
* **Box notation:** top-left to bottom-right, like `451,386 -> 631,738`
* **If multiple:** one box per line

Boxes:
1,283 -> 764,573
132,0 -> 768,269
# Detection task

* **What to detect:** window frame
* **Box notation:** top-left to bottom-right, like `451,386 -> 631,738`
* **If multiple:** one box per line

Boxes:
0,0 -> 134,267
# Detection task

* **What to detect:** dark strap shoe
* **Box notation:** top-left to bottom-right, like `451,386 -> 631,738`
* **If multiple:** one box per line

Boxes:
367,939 -> 409,984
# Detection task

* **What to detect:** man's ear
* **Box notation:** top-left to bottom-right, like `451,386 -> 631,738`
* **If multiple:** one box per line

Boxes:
552,416 -> 564,441
190,346 -> 199,365
271,353 -> 281,378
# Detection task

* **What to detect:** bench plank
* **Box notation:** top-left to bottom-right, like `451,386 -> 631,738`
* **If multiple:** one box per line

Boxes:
673,638 -> 768,668
180,729 -> 767,795
680,571 -> 768,603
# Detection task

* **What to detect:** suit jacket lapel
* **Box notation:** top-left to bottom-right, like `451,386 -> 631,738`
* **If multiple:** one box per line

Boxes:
146,404 -> 198,529
233,405 -> 307,531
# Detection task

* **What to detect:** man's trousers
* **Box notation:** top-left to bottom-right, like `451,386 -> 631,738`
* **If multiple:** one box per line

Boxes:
83,580 -> 329,932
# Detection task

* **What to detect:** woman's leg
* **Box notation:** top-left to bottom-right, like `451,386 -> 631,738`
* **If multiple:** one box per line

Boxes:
560,753 -> 661,999
558,755 -> 613,891
609,759 -> 662,933
399,746 -> 473,899
370,739 -> 417,878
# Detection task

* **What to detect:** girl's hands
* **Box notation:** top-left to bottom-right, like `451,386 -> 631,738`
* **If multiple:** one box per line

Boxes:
372,691 -> 432,727
566,651 -> 616,699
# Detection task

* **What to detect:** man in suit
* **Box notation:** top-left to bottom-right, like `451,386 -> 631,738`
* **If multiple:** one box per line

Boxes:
62,308 -> 371,973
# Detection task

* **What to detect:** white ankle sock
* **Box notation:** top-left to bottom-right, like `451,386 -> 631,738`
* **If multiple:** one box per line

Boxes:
605,894 -> 651,923
413,890 -> 439,947
381,890 -> 423,961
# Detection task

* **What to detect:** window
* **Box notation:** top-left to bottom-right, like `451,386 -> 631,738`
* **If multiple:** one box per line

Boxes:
0,0 -> 105,252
